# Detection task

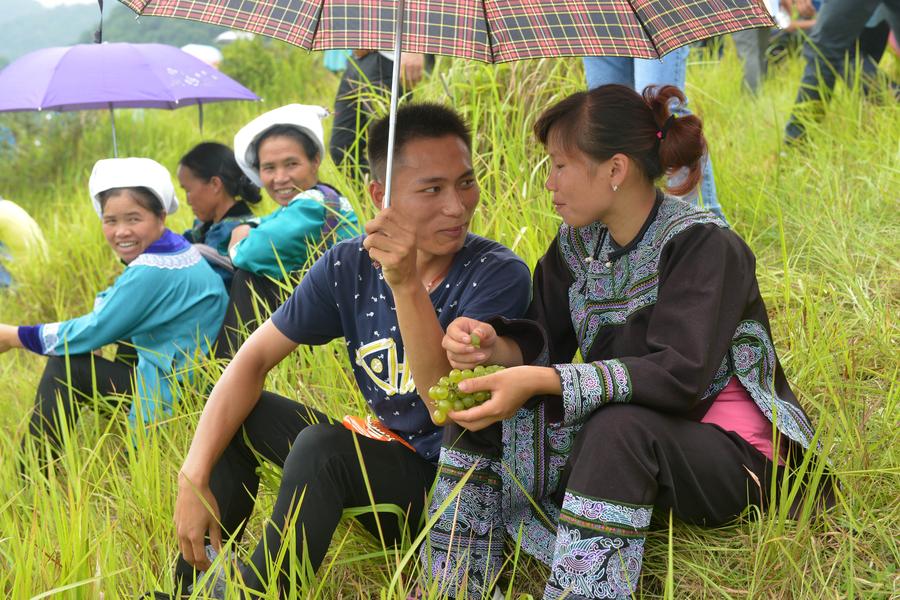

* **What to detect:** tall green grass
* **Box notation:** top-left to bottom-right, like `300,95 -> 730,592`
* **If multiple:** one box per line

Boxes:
1,39 -> 898,598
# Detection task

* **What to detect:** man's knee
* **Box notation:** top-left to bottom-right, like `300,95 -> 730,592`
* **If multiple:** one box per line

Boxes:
282,424 -> 354,485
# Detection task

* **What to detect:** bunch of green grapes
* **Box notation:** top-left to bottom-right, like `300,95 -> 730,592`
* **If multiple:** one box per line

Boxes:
428,364 -> 506,424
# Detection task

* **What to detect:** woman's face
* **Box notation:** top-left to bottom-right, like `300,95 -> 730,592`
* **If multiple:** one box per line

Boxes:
257,134 -> 320,206
101,191 -> 166,264
177,164 -> 230,223
544,136 -> 612,228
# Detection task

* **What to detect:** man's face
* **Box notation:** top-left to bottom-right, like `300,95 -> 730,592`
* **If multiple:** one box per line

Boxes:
373,135 -> 479,257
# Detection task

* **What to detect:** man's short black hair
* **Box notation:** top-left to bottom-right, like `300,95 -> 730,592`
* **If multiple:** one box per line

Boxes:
367,103 -> 472,181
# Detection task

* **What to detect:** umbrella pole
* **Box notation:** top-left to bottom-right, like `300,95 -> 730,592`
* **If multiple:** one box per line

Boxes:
109,103 -> 118,157
382,0 -> 406,209
198,101 -> 203,134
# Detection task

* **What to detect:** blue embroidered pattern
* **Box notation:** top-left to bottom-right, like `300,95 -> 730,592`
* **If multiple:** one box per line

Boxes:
731,320 -> 815,448
555,360 -> 632,426
559,198 -> 723,357
423,447 -> 504,599
544,492 -> 651,599
561,493 -> 653,530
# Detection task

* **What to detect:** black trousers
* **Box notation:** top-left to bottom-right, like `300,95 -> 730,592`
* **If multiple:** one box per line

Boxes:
562,404 -> 778,525
175,391 -> 437,593
214,269 -> 288,360
329,53 -> 433,171
26,352 -> 135,454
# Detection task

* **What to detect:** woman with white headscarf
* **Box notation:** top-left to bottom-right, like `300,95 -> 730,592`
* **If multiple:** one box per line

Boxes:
0,158 -> 228,457
216,104 -> 359,358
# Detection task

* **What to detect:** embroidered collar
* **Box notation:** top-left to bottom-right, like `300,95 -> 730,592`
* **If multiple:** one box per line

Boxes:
607,189 -> 665,260
144,229 -> 190,255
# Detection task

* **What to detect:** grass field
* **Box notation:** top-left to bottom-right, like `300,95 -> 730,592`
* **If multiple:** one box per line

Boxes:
0,39 -> 898,599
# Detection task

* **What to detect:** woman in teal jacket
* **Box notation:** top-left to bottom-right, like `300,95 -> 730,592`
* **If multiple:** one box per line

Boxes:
0,158 -> 228,456
216,104 -> 359,358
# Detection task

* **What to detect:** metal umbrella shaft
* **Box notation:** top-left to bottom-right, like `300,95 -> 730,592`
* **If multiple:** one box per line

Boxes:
382,0 -> 405,209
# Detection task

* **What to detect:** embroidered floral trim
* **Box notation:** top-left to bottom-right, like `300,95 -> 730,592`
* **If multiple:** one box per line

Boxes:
559,198 -> 722,355
561,493 -> 652,531
130,246 -> 203,270
554,360 -> 632,426
423,448 -> 504,599
501,406 -> 560,565
544,522 -> 646,600
731,320 -> 815,448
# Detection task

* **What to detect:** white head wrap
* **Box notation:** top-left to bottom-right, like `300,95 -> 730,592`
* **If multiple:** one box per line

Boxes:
233,104 -> 328,187
89,157 -> 177,217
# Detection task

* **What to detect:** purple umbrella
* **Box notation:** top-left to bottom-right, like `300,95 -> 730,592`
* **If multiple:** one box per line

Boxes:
0,42 -> 259,156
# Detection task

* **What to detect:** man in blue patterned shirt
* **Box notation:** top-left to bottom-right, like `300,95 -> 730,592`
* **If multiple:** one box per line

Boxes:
165,103 -> 532,597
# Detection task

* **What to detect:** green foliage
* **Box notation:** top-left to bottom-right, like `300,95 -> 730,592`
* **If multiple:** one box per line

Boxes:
0,39 -> 898,599
219,39 -> 279,96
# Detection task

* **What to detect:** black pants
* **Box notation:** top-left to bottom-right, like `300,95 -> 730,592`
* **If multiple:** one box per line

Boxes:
175,391 -> 437,594
786,0 -> 900,140
329,53 -> 433,171
214,269 -> 288,360
329,52 -> 394,171
26,352 -> 134,454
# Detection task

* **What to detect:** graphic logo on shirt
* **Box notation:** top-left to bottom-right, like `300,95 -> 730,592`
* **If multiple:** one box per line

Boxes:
355,338 -> 415,395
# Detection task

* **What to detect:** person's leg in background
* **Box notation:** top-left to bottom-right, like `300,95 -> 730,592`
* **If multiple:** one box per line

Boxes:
329,53 -> 392,172
732,27 -> 771,93
582,56 -> 634,89
784,0 -> 886,142
633,47 -> 727,222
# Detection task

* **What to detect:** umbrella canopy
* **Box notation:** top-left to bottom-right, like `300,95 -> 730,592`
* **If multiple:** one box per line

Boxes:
118,0 -> 773,61
0,42 -> 257,112
118,0 -> 773,203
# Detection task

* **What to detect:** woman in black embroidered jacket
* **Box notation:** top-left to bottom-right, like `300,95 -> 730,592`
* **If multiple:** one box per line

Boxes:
419,84 -> 827,599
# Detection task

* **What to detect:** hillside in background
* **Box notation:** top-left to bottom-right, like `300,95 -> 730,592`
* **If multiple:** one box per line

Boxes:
77,3 -> 230,47
0,1 -> 231,66
0,0 -> 97,63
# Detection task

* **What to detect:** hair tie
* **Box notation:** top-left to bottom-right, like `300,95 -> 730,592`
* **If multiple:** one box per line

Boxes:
657,113 -> 677,141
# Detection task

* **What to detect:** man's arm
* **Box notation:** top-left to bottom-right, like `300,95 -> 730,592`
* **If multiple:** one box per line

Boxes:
363,208 -> 451,420
175,320 -> 297,569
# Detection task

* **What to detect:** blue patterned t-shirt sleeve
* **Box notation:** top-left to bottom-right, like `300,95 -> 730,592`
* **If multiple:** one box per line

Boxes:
454,256 -> 532,321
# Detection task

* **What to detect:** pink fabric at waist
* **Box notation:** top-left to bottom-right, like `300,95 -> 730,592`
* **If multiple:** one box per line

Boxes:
701,377 -> 783,463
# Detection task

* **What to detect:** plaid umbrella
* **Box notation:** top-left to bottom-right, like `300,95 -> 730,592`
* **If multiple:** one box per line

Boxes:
119,0 -> 773,204
118,0 -> 773,61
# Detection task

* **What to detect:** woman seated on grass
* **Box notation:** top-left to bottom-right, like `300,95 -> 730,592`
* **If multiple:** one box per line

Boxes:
177,142 -> 262,288
216,104 -> 359,358
421,84 -> 831,599
0,158 -> 227,458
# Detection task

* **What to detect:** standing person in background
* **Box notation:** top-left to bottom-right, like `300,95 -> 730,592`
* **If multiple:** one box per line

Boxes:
177,142 -> 261,288
582,51 -> 727,222
329,51 -> 432,171
216,104 -> 359,358
0,159 -> 227,459
0,197 -> 47,288
785,0 -> 900,143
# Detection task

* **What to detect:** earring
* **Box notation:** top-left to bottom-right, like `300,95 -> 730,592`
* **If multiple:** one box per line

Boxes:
612,184 -> 619,192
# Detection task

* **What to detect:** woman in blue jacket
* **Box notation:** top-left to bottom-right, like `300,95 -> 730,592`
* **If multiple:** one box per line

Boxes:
0,158 -> 228,456
215,104 -> 359,358
177,142 -> 261,288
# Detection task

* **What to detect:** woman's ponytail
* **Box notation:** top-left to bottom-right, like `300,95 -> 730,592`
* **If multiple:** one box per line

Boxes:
643,85 -> 707,196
